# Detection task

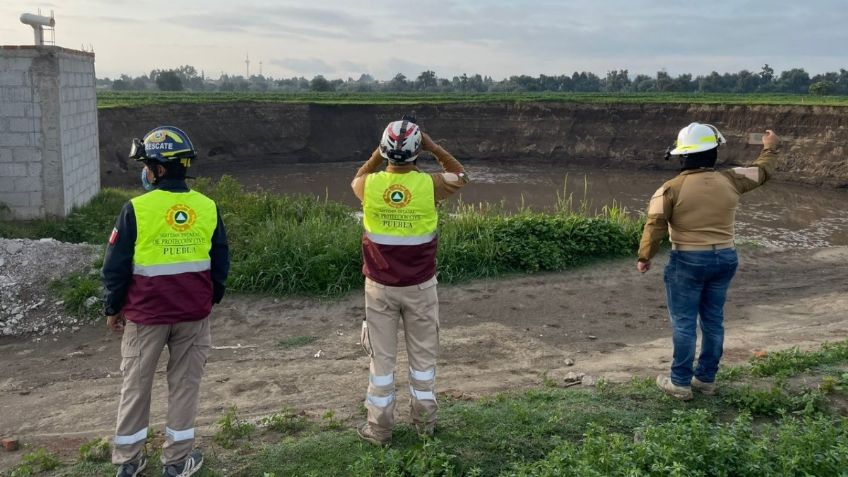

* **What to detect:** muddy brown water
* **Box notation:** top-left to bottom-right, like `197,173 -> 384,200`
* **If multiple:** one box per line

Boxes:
199,160 -> 848,248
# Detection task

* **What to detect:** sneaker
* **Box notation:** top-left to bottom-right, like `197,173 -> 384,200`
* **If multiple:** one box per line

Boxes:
692,377 -> 717,395
116,454 -> 148,477
656,375 -> 693,401
414,422 -> 435,438
162,450 -> 203,477
357,423 -> 390,446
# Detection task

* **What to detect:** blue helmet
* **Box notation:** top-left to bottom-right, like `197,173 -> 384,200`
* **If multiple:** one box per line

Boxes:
129,126 -> 197,164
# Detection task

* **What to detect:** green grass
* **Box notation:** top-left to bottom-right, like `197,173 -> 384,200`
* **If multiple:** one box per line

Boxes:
23,341 -> 848,476
48,270 -> 103,321
96,91 -> 848,109
1,176 -> 644,298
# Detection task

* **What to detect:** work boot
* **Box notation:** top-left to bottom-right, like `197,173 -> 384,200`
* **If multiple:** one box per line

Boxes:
656,375 -> 693,401
116,454 -> 147,477
692,377 -> 717,396
357,423 -> 390,446
162,450 -> 203,477
414,422 -> 435,439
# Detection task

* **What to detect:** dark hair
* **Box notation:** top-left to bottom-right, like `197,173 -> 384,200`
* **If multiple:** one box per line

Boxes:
145,160 -> 188,180
679,147 -> 718,171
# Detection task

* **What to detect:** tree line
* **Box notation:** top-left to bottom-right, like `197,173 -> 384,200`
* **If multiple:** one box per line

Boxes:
97,65 -> 848,96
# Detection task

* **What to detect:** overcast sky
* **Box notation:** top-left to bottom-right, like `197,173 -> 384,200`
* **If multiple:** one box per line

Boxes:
2,0 -> 846,80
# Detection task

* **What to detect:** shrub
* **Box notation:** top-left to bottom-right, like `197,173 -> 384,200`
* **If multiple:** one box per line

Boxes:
214,405 -> 255,449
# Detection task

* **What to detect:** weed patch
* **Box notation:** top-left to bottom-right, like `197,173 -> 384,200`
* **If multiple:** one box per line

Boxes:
277,336 -> 319,349
9,448 -> 60,477
214,406 -> 256,449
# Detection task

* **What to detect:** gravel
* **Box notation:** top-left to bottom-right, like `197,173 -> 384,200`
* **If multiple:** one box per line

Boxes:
0,238 -> 101,337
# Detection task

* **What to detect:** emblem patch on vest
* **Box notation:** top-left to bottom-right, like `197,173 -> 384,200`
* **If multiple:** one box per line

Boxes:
383,184 -> 412,209
166,204 -> 197,232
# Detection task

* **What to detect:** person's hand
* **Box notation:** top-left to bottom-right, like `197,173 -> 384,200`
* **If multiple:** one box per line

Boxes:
762,130 -> 780,149
421,133 -> 436,152
107,314 -> 125,335
636,260 -> 651,273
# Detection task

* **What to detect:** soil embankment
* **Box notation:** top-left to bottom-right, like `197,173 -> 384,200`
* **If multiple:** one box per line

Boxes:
1,246 -> 846,468
99,102 -> 848,188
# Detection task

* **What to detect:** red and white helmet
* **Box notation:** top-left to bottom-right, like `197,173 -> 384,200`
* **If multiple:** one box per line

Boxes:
379,119 -> 422,164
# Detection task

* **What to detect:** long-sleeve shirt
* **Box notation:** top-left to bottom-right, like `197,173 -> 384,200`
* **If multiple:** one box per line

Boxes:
638,147 -> 779,262
102,179 -> 230,317
351,143 -> 468,203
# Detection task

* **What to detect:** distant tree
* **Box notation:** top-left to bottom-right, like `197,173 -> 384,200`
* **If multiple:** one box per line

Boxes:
416,70 -> 438,90
112,74 -> 132,91
632,74 -> 655,92
155,70 -> 183,91
131,76 -> 148,90
734,70 -> 760,93
388,73 -> 411,91
603,70 -> 631,92
775,68 -> 811,94
310,75 -> 334,92
809,81 -> 836,96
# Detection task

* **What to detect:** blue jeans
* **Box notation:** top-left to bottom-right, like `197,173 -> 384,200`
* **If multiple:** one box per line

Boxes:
663,249 -> 738,386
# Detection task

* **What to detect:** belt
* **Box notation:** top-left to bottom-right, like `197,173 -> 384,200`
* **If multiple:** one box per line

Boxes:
671,242 -> 735,251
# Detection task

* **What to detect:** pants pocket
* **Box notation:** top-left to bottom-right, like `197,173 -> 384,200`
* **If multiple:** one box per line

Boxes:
120,322 -> 140,375
360,320 -> 373,357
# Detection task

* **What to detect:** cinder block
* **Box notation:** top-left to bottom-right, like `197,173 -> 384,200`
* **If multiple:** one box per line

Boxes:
1,133 -> 32,148
0,177 -> 15,192
9,118 -> 36,133
0,87 -> 32,103
0,102 -> 28,117
30,192 -> 43,207
28,162 -> 42,177
0,163 -> 28,177
0,149 -> 12,163
16,206 -> 44,219
13,148 -> 38,163
0,71 -> 26,86
0,192 -> 30,206
14,177 -> 41,193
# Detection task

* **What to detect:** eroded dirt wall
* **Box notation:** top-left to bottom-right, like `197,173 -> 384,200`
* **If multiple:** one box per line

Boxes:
98,102 -> 848,187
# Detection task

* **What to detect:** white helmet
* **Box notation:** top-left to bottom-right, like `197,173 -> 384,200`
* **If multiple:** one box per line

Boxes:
669,122 -> 727,156
379,119 -> 422,163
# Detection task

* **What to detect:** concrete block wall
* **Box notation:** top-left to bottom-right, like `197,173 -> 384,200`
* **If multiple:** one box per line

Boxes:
0,46 -> 99,219
58,52 -> 99,215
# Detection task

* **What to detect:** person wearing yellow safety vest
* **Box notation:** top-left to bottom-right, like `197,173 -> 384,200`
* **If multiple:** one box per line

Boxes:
351,116 -> 469,446
102,126 -> 229,477
637,123 -> 780,401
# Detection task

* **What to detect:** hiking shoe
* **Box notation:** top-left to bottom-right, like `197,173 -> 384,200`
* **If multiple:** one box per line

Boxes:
692,377 -> 717,395
414,422 -> 435,439
357,423 -> 390,446
116,454 -> 147,477
162,450 -> 203,477
656,375 -> 693,401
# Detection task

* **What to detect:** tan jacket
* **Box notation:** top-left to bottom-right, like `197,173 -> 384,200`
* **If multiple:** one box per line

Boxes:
638,148 -> 779,262
351,145 -> 468,203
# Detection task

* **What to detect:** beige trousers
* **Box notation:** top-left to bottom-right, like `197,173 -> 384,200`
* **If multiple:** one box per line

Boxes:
112,319 -> 211,465
361,276 -> 439,439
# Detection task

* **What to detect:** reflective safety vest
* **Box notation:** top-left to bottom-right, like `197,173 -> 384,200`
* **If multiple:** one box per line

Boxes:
362,171 -> 439,286
363,171 -> 437,245
123,189 -> 217,324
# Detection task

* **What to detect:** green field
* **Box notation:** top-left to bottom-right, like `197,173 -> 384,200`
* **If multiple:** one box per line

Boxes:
96,91 -> 848,109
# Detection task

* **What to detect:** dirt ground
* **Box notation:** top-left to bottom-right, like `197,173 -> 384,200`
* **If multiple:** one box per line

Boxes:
1,246 -> 847,470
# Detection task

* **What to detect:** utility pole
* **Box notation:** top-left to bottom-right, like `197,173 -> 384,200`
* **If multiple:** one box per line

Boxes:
259,61 -> 263,77
245,53 -> 250,78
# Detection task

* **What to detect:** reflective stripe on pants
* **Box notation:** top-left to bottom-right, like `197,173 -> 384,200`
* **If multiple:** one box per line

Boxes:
363,276 -> 439,438
112,319 -> 211,465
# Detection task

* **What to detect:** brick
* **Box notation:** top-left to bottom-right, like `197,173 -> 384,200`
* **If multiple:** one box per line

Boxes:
0,163 -> 27,176
1,438 -> 19,451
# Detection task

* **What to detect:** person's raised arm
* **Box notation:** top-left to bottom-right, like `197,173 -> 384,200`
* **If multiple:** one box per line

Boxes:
351,148 -> 385,202
424,133 -> 469,201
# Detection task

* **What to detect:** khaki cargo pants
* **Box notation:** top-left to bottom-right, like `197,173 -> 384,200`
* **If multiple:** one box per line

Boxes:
361,276 -> 439,439
112,318 -> 211,465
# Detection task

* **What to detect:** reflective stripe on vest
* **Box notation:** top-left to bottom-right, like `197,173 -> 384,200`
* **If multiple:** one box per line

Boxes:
363,171 -> 437,244
130,189 -> 217,273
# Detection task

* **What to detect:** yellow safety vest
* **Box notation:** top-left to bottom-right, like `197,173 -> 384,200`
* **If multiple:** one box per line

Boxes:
363,171 -> 437,245
130,189 -> 217,277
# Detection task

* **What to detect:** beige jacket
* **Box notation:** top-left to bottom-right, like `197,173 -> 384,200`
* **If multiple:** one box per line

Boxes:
638,148 -> 779,262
